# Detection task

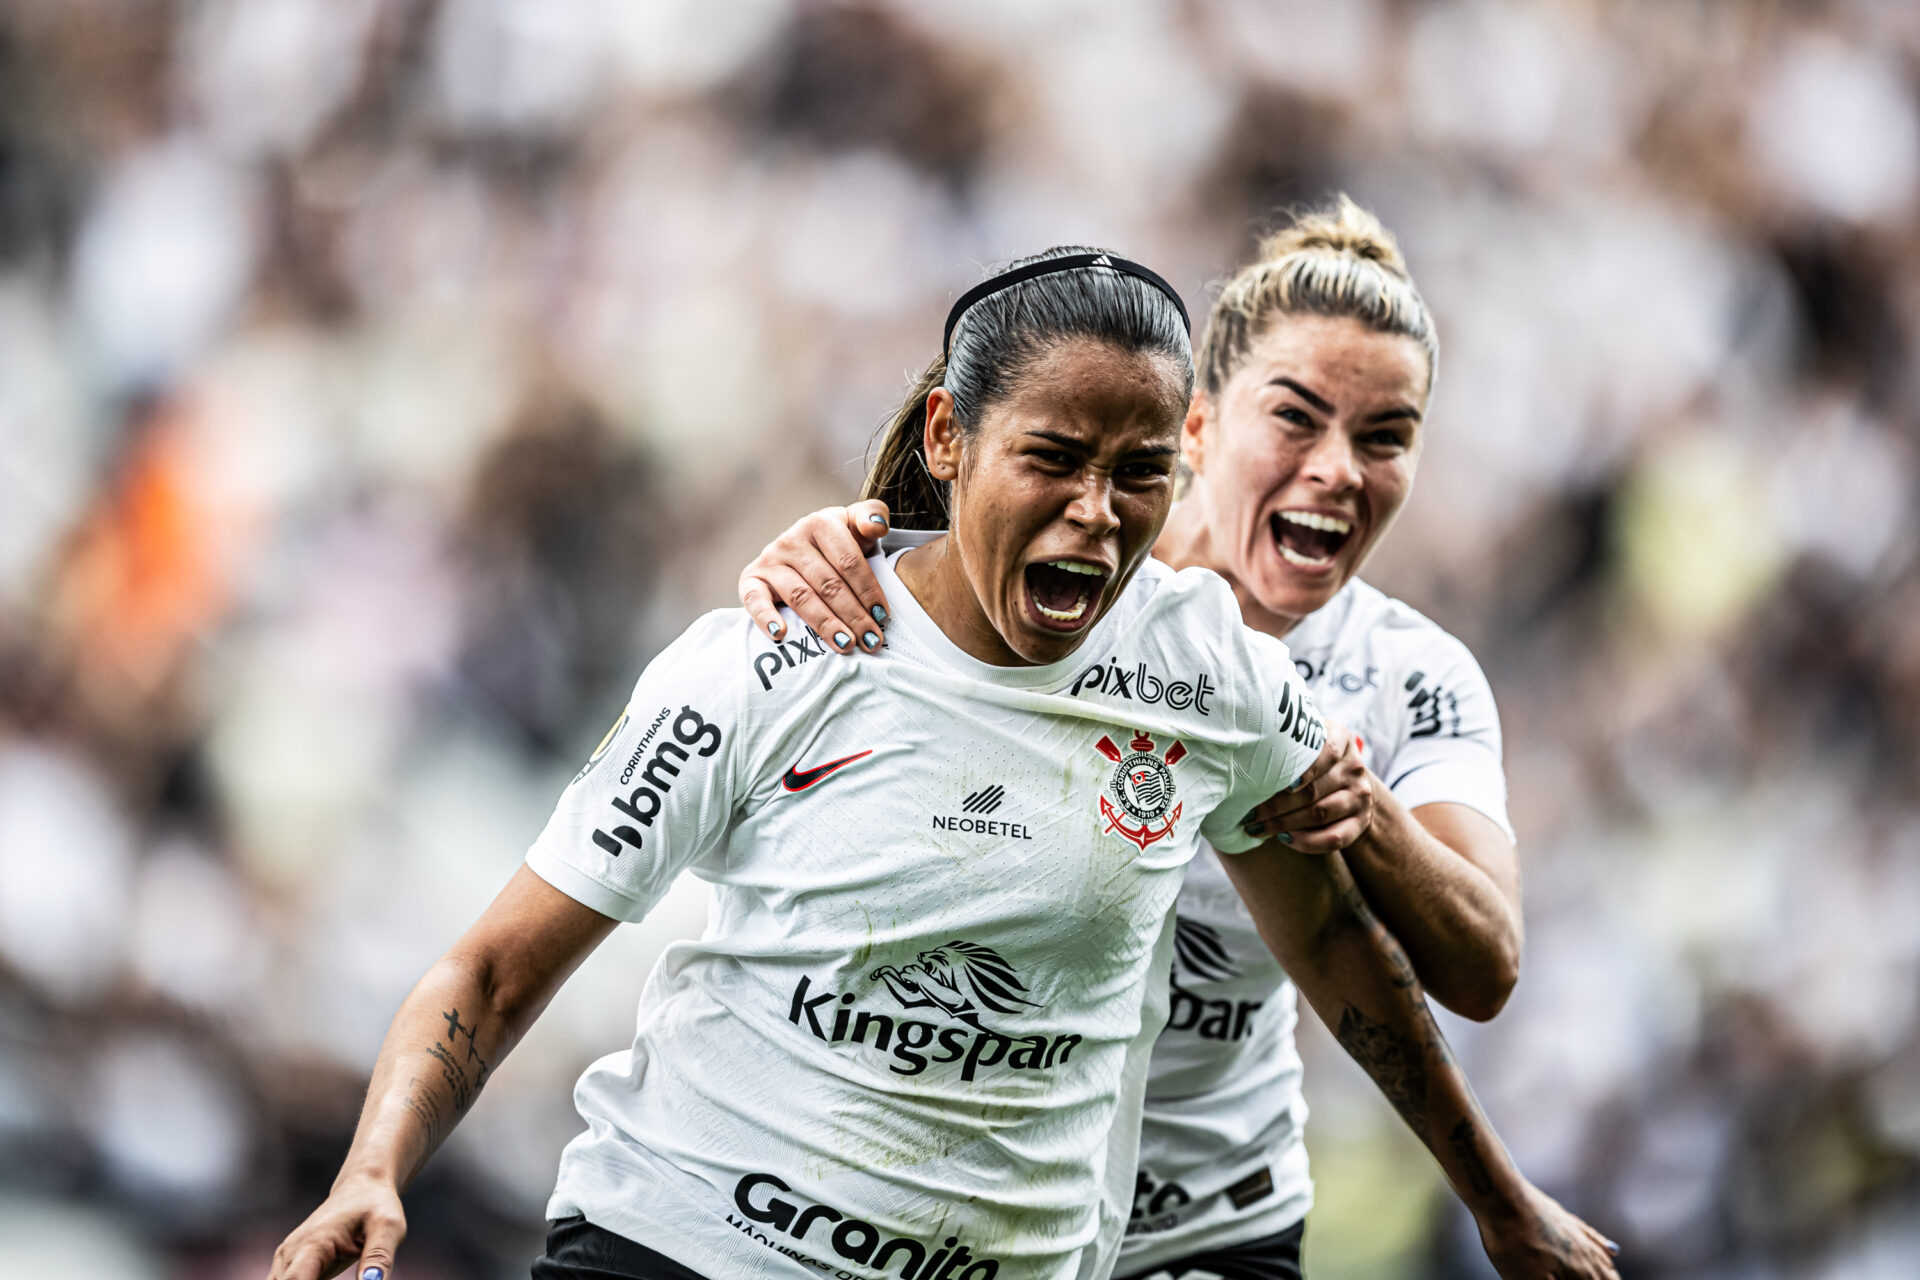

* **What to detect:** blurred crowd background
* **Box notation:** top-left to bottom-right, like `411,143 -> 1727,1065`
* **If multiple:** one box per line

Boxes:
1,1 -> 1916,1277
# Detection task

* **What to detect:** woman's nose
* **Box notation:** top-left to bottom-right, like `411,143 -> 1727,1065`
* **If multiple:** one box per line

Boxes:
1066,474 -> 1121,535
1301,430 -> 1362,492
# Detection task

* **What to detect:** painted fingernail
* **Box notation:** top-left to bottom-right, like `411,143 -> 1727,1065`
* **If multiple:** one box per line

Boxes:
867,514 -> 887,526
362,1269 -> 385,1280
833,632 -> 851,648
1603,1238 -> 1620,1256
863,631 -> 881,648
768,620 -> 783,637
870,604 -> 888,625
1277,832 -> 1294,845
1243,821 -> 1266,837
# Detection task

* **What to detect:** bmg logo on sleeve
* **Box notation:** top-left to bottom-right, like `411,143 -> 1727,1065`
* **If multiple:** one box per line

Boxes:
590,705 -> 723,856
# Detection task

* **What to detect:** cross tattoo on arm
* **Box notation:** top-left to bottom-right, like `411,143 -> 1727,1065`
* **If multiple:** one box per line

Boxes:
442,1007 -> 486,1063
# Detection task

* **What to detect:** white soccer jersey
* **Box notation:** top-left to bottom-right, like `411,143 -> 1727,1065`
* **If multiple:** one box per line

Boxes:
1120,576 -> 1514,1275
528,549 -> 1326,1280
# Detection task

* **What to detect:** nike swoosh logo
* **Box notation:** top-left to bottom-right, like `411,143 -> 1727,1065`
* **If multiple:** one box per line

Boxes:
781,749 -> 874,793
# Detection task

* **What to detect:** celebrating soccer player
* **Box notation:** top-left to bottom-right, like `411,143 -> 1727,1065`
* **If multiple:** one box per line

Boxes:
269,244 -> 1610,1280
743,198 -> 1615,1280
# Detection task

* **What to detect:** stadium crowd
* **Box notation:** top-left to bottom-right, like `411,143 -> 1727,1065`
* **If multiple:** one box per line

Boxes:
0,1 -> 1916,1277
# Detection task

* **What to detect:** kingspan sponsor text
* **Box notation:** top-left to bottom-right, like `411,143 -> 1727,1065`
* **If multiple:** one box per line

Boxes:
787,975 -> 1078,1081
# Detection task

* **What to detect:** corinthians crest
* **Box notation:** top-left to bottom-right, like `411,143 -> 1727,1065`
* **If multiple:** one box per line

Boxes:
1095,730 -> 1188,851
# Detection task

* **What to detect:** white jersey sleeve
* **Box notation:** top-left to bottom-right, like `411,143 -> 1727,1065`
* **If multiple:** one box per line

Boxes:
1200,629 -> 1327,855
1378,630 -> 1514,842
526,610 -> 747,921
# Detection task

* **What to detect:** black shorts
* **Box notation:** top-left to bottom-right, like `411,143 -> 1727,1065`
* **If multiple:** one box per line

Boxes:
1117,1220 -> 1306,1280
531,1215 -> 711,1280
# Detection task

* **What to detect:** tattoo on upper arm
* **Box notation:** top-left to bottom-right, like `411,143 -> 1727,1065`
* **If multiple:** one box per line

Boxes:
1447,1119 -> 1496,1196
1334,1004 -> 1430,1139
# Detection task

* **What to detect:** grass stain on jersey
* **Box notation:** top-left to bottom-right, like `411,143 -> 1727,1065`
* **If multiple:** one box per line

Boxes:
851,902 -> 877,970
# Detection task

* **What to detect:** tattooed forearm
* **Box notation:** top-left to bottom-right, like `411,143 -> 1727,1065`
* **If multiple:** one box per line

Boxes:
1335,1003 -> 1431,1138
421,1007 -> 491,1116
426,1042 -> 481,1111
1315,854 -> 1528,1215
1448,1119 -> 1496,1197
1331,860 -> 1419,991
1329,857 -> 1455,1068
400,1074 -> 450,1140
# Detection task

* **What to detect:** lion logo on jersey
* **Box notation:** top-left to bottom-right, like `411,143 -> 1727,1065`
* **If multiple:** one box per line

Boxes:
1173,915 -> 1238,981
1094,730 -> 1187,851
869,940 -> 1042,1029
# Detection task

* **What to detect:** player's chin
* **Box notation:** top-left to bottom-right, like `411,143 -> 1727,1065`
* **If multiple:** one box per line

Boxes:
1003,586 -> 1103,662
1249,566 -> 1346,623
1005,618 -> 1090,666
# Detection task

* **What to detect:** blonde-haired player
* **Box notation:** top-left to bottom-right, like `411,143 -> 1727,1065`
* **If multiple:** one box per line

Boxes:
743,197 -> 1612,1280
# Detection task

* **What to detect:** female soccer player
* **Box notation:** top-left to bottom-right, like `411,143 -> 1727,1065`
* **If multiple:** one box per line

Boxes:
741,199 -> 1591,1280
270,247 -> 1609,1280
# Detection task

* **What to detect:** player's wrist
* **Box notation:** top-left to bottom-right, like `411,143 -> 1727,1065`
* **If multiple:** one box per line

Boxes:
1463,1165 -> 1538,1228
332,1156 -> 405,1197
1337,771 -> 1403,862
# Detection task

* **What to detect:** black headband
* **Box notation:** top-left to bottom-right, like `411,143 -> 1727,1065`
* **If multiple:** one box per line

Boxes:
941,253 -> 1191,355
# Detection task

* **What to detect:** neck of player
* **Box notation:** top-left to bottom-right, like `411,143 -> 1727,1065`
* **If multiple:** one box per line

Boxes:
1156,500 -> 1305,641
897,535 -> 1040,668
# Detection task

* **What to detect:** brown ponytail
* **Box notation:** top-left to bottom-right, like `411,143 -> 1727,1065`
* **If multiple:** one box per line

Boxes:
861,355 -> 953,531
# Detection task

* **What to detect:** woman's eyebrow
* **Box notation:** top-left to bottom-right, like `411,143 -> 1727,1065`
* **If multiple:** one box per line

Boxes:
1023,429 -> 1178,460
1023,429 -> 1093,452
1268,376 -> 1334,413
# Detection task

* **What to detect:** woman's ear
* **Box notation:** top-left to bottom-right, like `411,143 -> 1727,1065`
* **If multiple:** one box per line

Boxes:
924,388 -> 961,481
1181,391 -> 1211,477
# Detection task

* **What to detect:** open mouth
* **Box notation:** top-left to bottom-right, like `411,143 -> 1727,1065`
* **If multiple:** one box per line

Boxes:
1270,510 -> 1354,570
1024,559 -> 1108,630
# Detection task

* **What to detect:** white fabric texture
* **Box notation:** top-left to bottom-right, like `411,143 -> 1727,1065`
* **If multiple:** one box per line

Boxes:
529,549 -> 1325,1280
1121,576 -> 1513,1274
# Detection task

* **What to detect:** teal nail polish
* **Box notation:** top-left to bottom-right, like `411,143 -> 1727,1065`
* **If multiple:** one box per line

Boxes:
768,620 -> 783,637
863,631 -> 881,648
833,632 -> 851,648
871,604 -> 888,625
867,514 -> 887,526
1243,822 -> 1266,837
1277,832 -> 1293,845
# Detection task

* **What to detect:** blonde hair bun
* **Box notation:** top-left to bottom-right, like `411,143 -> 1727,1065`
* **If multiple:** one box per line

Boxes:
1259,193 -> 1410,279
1196,192 -> 1435,395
